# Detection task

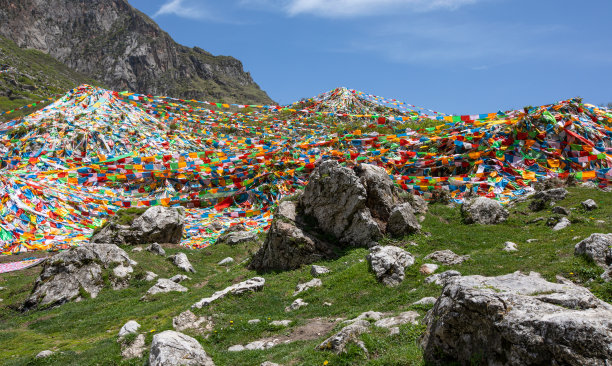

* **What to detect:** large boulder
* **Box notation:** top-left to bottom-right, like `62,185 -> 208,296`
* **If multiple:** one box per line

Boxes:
575,233 -> 612,281
354,163 -> 402,222
91,206 -> 185,245
421,271 -> 612,365
461,197 -> 509,225
249,200 -> 334,271
149,330 -> 214,366
22,244 -> 135,311
299,160 -> 381,246
366,245 -> 415,287
387,203 -> 421,237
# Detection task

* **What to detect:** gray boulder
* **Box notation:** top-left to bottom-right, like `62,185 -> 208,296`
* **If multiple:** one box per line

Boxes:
173,310 -> 213,333
300,160 -> 381,247
424,250 -> 469,265
217,257 -> 234,266
533,187 -> 568,202
367,245 -> 415,287
310,265 -> 330,277
36,350 -> 53,358
121,334 -> 146,360
285,298 -> 308,312
424,270 -> 461,285
387,203 -> 421,237
582,199 -> 598,211
193,277 -> 265,309
461,197 -> 509,224
118,320 -> 141,338
169,252 -> 195,273
293,278 -> 322,296
410,195 -> 428,214
91,206 -> 185,245
316,319 -> 370,354
552,206 -> 570,215
574,233 -> 612,277
552,217 -> 571,231
147,243 -> 166,256
421,271 -> 612,365
142,279 -> 188,300
216,225 -> 258,245
22,244 -> 135,310
149,330 -> 214,366
374,311 -> 419,328
354,163 -> 402,222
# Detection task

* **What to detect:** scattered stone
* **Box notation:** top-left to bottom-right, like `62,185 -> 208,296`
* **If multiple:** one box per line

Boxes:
424,250 -> 469,265
149,330 -> 214,366
310,265 -> 330,277
142,279 -> 188,300
118,320 -> 141,338
36,350 -> 53,358
421,271 -> 612,365
248,319 -> 261,324
22,244 -> 135,311
218,257 -> 234,266
193,277 -> 265,308
387,203 -> 421,237
146,243 -> 166,256
582,199 -> 598,211
293,278 -> 322,296
144,271 -> 158,281
419,263 -> 438,275
323,302 -> 332,306
503,241 -> 518,252
552,217 -> 571,231
121,333 -> 146,359
461,197 -> 509,224
344,311 -> 384,324
227,345 -> 245,352
173,310 -> 213,333
216,225 -> 258,245
367,245 -> 414,287
424,270 -> 461,285
533,187 -> 568,202
551,206 -> 570,215
169,252 -> 195,273
316,320 -> 370,354
91,206 -> 185,245
374,311 -> 419,328
526,239 -> 538,243
131,247 -> 143,252
270,320 -> 292,327
412,297 -> 437,306
285,298 -> 308,312
169,274 -> 191,283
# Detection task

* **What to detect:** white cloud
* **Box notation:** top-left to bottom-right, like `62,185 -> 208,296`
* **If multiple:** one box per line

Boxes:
153,0 -> 207,19
285,0 -> 478,17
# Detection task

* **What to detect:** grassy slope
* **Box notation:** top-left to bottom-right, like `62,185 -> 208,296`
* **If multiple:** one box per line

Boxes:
0,36 -> 102,122
0,186 -> 610,366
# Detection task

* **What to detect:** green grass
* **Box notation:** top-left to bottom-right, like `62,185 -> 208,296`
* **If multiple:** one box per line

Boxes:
0,186 -> 610,365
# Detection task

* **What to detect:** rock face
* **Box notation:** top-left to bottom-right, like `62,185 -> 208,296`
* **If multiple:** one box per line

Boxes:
193,277 -> 265,309
91,206 -> 185,245
251,161 -> 417,271
421,271 -> 612,366
366,245 -> 415,287
22,244 -> 135,310
0,0 -> 273,104
149,330 -> 214,366
461,197 -> 509,224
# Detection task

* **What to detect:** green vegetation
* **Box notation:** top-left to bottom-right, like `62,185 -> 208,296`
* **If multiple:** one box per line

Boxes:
0,186 -> 610,365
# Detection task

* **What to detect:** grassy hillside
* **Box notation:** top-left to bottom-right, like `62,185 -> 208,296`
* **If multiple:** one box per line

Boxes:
0,36 -> 102,122
0,186 -> 610,365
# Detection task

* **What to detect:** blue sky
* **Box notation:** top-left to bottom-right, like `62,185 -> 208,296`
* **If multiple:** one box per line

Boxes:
128,0 -> 612,115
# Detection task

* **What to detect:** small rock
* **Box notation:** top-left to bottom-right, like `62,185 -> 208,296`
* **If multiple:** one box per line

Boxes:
310,265 -> 330,277
285,298 -> 308,312
144,271 -> 158,281
503,241 -> 518,252
173,310 -> 212,332
424,250 -> 469,265
216,225 -> 258,245
526,239 -> 538,243
551,206 -> 570,215
261,362 -> 282,366
270,320 -> 291,327
36,350 -> 53,358
113,264 -> 133,279
228,344 -> 245,352
574,233 -> 612,270
552,217 -> 571,231
367,245 -> 415,287
149,330 -> 214,366
218,257 -> 234,266
374,311 -> 419,328
389,327 -> 400,335
582,199 -> 598,211
248,319 -> 261,324
121,334 -> 146,359
316,320 -> 370,354
424,270 -> 461,285
461,197 -> 509,224
344,311 -> 384,324
131,247 -> 143,252
118,320 -> 141,338
192,277 -> 265,308
412,297 -> 437,306
420,263 -> 439,275
169,252 -> 195,273
533,188 -> 568,202
169,274 -> 191,283
293,278 -> 322,296
146,243 -> 166,256
323,302 -> 332,306
142,278 -> 188,300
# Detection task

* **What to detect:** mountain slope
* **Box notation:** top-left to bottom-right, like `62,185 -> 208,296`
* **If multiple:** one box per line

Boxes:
0,35 -> 102,121
0,0 -> 273,105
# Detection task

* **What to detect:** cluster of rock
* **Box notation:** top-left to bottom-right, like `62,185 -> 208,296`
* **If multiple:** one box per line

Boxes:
250,161 -> 424,271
